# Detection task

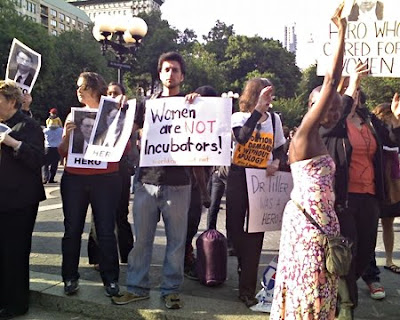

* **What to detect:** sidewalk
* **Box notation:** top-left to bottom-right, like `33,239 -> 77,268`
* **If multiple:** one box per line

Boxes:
26,168 -> 400,319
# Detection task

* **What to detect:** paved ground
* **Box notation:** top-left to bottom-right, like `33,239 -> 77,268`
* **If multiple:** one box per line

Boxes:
21,167 -> 400,319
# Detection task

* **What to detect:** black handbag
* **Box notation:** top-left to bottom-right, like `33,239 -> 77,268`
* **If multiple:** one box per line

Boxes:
292,200 -> 352,276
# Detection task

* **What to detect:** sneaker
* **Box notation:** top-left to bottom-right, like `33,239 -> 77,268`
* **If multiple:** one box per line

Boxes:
163,293 -> 183,309
104,282 -> 120,297
111,292 -> 149,305
367,282 -> 386,300
184,266 -> 199,281
64,279 -> 79,295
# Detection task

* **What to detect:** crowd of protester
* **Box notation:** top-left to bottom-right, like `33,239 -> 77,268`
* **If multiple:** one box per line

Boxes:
2,3 -> 400,320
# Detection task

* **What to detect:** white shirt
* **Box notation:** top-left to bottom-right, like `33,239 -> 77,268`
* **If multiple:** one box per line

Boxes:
231,111 -> 286,167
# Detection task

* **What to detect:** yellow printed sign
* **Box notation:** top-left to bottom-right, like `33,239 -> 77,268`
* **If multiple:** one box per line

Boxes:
232,131 -> 274,168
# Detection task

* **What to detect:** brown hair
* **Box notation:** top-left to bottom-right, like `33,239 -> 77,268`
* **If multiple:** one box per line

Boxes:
239,78 -> 273,112
157,52 -> 186,76
78,72 -> 107,101
0,80 -> 23,109
372,102 -> 393,124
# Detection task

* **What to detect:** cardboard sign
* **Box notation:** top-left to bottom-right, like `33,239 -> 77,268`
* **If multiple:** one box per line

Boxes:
317,0 -> 400,77
139,97 -> 232,167
232,131 -> 274,168
245,169 -> 293,233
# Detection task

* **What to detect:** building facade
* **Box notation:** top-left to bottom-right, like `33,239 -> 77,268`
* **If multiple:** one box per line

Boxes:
13,0 -> 91,36
284,23 -> 297,54
67,0 -> 164,21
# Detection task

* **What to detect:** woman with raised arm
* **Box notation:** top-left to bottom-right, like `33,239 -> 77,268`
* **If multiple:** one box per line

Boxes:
270,3 -> 347,319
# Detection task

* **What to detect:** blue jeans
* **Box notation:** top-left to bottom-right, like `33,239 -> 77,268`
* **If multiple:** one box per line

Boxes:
126,182 -> 191,296
61,172 -> 121,285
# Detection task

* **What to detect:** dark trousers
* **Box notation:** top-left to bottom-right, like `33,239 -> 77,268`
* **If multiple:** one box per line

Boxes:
61,172 -> 121,285
207,172 -> 227,230
185,185 -> 202,250
0,204 -> 38,315
226,168 -> 264,298
337,193 -> 380,309
88,162 -> 134,264
43,147 -> 60,182
362,253 -> 381,284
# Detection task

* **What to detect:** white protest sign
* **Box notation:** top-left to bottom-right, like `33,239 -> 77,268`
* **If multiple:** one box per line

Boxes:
85,97 -> 136,162
245,169 -> 293,233
66,108 -> 107,169
317,0 -> 400,77
140,97 -> 232,167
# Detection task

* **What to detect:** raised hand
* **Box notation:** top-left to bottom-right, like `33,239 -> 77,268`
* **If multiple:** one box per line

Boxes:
64,121 -> 76,140
391,92 -> 400,120
331,1 -> 347,30
255,86 -> 274,114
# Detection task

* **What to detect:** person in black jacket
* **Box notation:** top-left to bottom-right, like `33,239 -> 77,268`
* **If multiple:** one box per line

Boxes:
319,63 -> 400,319
0,80 -> 45,319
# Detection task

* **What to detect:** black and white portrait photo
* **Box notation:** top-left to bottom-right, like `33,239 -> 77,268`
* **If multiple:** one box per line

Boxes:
71,109 -> 97,154
92,98 -> 126,148
5,39 -> 41,94
348,0 -> 384,21
84,97 -> 136,163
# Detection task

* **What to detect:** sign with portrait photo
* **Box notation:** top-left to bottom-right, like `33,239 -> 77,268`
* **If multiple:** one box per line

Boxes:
85,96 -> 136,162
66,108 -> 107,169
0,123 -> 12,134
5,38 -> 41,93
245,169 -> 293,233
139,97 -> 232,167
317,0 -> 400,77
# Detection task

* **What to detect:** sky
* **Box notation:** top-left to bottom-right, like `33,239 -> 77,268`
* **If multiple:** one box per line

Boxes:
161,0 -> 346,69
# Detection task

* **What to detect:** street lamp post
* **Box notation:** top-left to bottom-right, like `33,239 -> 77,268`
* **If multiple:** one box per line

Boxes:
92,15 -> 148,83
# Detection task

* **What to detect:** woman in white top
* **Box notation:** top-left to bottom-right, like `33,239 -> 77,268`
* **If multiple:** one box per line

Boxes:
226,77 -> 286,307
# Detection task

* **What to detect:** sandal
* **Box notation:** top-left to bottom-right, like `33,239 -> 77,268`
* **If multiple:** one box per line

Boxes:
384,264 -> 400,274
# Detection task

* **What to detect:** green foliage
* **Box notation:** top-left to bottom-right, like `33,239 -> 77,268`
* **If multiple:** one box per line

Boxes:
296,64 -> 323,109
203,20 -> 235,63
222,35 -> 301,98
273,96 -> 307,129
361,77 -> 400,109
180,43 -> 225,94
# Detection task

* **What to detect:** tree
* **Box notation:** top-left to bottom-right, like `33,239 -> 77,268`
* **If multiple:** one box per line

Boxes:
180,43 -> 225,94
203,20 -> 235,64
222,35 -> 301,98
46,29 -> 113,121
125,11 -> 179,95
361,77 -> 400,109
296,64 -> 323,108
273,96 -> 307,129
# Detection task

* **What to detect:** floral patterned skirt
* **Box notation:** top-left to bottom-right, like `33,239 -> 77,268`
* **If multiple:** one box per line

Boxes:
270,201 -> 339,320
